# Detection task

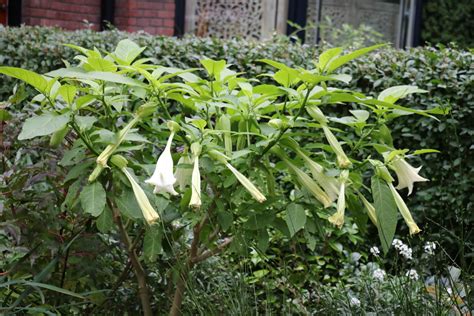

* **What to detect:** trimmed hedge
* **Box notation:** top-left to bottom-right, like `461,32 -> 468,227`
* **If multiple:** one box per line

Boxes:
1,26 -> 473,259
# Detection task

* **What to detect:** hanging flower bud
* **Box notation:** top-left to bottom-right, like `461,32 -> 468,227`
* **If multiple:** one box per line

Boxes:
293,147 -> 340,202
122,167 -> 160,225
328,170 -> 349,228
174,155 -> 193,191
388,156 -> 428,195
358,193 -> 378,226
322,126 -> 352,168
96,116 -> 141,168
189,143 -> 202,209
272,146 -> 332,208
388,183 -> 421,235
284,158 -> 332,208
145,130 -> 178,195
307,106 -> 351,168
225,163 -> 266,203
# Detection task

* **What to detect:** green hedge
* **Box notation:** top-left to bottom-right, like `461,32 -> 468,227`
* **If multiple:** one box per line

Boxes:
1,26 -> 472,259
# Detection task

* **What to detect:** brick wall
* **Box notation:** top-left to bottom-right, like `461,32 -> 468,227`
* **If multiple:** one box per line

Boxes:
21,0 -> 176,35
115,0 -> 175,36
22,0 -> 102,31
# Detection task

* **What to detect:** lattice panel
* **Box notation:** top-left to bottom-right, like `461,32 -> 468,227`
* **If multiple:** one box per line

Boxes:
195,0 -> 263,39
306,0 -> 401,45
185,0 -> 288,40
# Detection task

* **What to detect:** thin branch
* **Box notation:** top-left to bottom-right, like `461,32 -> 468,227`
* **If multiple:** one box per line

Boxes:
192,237 -> 233,264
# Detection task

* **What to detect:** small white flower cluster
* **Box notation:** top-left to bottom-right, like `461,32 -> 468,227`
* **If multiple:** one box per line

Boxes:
392,238 -> 413,260
405,269 -> 419,280
370,246 -> 380,257
373,268 -> 386,281
349,296 -> 361,307
424,241 -> 436,255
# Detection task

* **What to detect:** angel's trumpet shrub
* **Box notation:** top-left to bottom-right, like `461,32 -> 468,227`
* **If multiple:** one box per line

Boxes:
388,155 -> 428,195
307,106 -> 352,168
189,143 -> 202,209
388,182 -> 421,235
328,170 -> 349,228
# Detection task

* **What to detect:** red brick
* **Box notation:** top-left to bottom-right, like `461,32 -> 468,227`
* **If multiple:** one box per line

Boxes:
157,10 -> 174,19
163,18 -> 174,28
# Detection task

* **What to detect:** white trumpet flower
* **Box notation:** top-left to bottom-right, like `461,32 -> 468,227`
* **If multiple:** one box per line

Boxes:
328,170 -> 349,228
389,157 -> 428,195
388,182 -> 421,235
122,167 -> 160,225
145,132 -> 178,195
225,163 -> 266,203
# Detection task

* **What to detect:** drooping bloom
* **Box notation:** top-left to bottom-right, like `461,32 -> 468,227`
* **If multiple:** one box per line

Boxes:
174,155 -> 193,191
145,132 -> 178,195
388,183 -> 421,235
358,193 -> 378,226
389,156 -> 428,195
272,146 -> 332,208
285,158 -> 332,208
293,147 -> 340,202
189,143 -> 202,209
307,106 -> 351,168
122,167 -> 160,225
328,170 -> 349,228
225,163 -> 266,203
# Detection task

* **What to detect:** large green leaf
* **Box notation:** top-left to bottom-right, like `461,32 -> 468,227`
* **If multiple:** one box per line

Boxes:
326,44 -> 387,73
80,182 -> 106,217
96,206 -> 114,233
200,59 -> 226,80
371,176 -> 398,254
378,85 -> 427,104
18,112 -> 70,140
285,203 -> 306,237
143,226 -> 163,262
114,39 -> 146,65
116,190 -> 143,219
45,68 -> 145,87
0,66 -> 49,95
57,84 -> 77,105
317,47 -> 343,72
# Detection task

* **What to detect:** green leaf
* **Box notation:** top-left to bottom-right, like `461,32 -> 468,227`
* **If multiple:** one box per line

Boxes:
326,44 -> 387,73
6,281 -> 85,299
0,109 -> 12,122
57,84 -> 77,105
378,85 -> 427,104
116,190 -> 143,219
114,39 -> 146,65
0,66 -> 49,95
18,112 -> 70,140
200,59 -> 226,80
96,206 -> 114,233
86,56 -> 117,72
45,68 -> 145,87
75,115 -> 97,131
143,226 -> 163,262
412,149 -> 440,155
80,182 -> 106,217
371,176 -> 398,254
285,203 -> 306,237
317,47 -> 343,72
